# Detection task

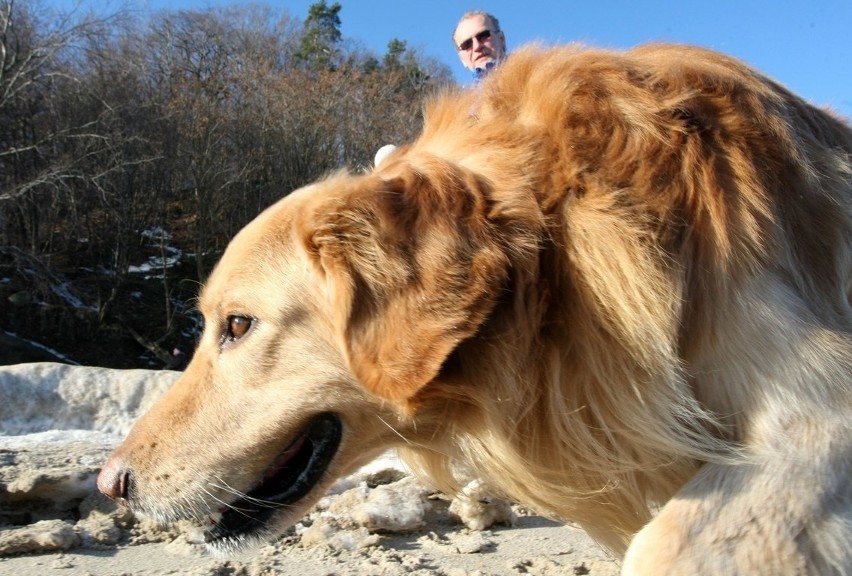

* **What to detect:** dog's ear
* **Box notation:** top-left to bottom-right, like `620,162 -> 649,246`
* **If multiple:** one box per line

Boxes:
298,166 -> 510,405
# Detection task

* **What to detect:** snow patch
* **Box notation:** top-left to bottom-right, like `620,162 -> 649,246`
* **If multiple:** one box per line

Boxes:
0,362 -> 178,436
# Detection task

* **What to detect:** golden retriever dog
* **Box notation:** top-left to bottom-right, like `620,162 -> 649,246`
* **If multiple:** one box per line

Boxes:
98,44 -> 852,573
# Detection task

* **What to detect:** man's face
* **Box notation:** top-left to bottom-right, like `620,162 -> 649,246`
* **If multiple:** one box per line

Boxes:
454,15 -> 505,72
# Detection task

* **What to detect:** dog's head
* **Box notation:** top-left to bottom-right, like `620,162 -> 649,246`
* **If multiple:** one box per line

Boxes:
97,158 -> 527,549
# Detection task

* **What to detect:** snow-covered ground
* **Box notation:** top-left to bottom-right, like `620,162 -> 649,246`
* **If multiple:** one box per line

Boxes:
0,362 -> 618,575
0,363 -> 176,438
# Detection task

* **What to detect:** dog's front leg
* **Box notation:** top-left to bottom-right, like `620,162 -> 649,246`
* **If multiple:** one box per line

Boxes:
622,421 -> 852,575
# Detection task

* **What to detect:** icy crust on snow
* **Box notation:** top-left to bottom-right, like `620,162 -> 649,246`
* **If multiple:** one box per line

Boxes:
0,362 -> 179,437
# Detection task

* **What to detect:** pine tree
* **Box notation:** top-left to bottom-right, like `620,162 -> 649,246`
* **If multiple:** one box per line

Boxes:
295,1 -> 342,71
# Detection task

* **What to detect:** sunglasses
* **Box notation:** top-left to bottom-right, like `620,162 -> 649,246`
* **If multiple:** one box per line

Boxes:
458,29 -> 495,52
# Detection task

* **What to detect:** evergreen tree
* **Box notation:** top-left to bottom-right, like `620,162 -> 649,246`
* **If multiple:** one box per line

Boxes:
383,38 -> 406,70
295,0 -> 342,70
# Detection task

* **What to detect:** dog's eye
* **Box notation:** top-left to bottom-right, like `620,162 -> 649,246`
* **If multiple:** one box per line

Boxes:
225,315 -> 253,342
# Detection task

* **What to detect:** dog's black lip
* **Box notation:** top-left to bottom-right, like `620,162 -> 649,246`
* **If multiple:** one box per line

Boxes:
204,412 -> 342,543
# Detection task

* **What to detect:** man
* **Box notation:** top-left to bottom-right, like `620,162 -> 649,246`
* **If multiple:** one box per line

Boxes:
452,11 -> 507,80
375,10 -> 507,167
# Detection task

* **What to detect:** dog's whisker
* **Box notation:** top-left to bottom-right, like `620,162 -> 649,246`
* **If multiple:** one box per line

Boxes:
206,477 -> 283,510
376,415 -> 433,451
200,484 -> 264,518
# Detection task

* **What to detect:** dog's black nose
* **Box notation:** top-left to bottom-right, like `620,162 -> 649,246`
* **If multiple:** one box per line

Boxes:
97,457 -> 132,502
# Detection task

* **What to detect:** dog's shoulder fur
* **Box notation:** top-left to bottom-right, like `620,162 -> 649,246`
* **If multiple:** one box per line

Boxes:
308,44 -> 852,564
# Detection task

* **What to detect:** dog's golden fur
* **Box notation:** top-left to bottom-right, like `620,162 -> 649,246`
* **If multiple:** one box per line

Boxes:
99,44 -> 852,573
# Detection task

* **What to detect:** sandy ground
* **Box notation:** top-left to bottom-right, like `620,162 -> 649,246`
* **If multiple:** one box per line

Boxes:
0,362 -> 622,576
0,508 -> 620,576
0,453 -> 621,576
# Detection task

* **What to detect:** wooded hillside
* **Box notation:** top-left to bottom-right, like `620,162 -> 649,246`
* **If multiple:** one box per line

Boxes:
0,0 -> 453,367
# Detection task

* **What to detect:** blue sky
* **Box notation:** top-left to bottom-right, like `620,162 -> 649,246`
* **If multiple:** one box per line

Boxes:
59,1 -> 852,118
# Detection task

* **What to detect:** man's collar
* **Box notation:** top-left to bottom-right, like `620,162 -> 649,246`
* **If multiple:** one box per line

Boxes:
472,59 -> 497,80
